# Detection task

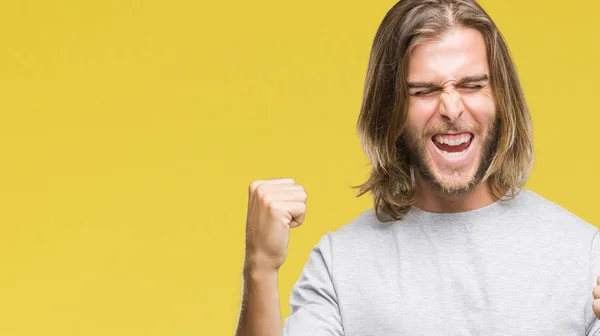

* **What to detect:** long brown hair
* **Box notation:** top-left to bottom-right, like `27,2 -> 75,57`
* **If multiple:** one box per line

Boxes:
354,0 -> 534,222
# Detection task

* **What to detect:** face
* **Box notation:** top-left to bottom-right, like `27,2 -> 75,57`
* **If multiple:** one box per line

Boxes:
403,27 -> 498,196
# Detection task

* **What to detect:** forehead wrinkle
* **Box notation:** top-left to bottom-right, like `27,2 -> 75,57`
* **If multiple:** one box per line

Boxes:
407,28 -> 489,90
407,74 -> 489,89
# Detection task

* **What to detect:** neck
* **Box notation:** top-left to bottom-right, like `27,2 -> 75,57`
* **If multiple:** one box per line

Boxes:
413,175 -> 498,213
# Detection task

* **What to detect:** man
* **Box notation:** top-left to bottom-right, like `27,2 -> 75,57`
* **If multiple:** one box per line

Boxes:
235,0 -> 600,335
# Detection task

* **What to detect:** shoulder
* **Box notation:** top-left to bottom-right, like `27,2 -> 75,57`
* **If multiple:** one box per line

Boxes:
510,189 -> 598,237
333,208 -> 390,235
317,208 -> 396,252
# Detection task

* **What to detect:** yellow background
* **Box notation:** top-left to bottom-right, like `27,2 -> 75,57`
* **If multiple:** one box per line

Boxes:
0,0 -> 597,334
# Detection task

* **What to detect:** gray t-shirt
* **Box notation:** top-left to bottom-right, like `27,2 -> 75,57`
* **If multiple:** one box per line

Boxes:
283,189 -> 600,335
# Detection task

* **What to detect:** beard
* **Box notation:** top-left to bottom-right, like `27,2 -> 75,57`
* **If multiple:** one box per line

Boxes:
400,115 -> 500,197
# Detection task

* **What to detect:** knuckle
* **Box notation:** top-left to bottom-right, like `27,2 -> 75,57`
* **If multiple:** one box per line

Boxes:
255,184 -> 267,198
266,200 -> 279,212
249,180 -> 261,193
262,194 -> 273,206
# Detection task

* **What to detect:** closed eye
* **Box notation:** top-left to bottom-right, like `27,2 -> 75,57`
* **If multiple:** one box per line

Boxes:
411,88 -> 441,97
460,84 -> 483,90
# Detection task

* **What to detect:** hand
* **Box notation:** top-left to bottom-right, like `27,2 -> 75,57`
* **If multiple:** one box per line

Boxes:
244,178 -> 307,273
593,276 -> 600,319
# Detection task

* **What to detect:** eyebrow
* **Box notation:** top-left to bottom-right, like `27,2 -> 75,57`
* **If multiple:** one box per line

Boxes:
407,74 -> 489,89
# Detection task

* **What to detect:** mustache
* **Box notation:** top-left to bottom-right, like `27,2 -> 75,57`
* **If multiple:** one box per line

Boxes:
422,123 -> 483,139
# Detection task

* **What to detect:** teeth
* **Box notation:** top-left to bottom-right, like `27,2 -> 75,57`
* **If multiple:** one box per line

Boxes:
441,149 -> 467,158
435,134 -> 471,146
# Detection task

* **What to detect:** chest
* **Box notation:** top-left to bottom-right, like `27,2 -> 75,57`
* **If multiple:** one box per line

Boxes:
332,244 -> 587,335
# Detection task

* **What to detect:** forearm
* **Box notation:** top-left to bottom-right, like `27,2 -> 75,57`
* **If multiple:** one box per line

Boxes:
235,268 -> 282,336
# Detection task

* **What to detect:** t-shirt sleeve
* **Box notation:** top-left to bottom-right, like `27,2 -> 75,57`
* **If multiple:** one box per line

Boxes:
283,233 -> 344,336
586,230 -> 600,336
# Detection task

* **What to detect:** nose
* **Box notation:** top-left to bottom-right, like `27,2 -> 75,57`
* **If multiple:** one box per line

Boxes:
439,88 -> 464,122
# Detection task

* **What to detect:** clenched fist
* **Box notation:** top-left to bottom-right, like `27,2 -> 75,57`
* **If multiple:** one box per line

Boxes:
244,178 -> 307,273
594,276 -> 600,319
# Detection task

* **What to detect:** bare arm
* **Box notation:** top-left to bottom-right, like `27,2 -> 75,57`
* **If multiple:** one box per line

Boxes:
235,178 -> 307,336
235,268 -> 281,336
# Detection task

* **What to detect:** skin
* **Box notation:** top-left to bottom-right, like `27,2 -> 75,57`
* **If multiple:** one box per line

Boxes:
235,27 -> 600,335
404,26 -> 499,214
236,178 -> 306,336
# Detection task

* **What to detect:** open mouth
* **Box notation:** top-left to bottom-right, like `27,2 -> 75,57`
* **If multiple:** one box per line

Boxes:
431,132 -> 474,159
